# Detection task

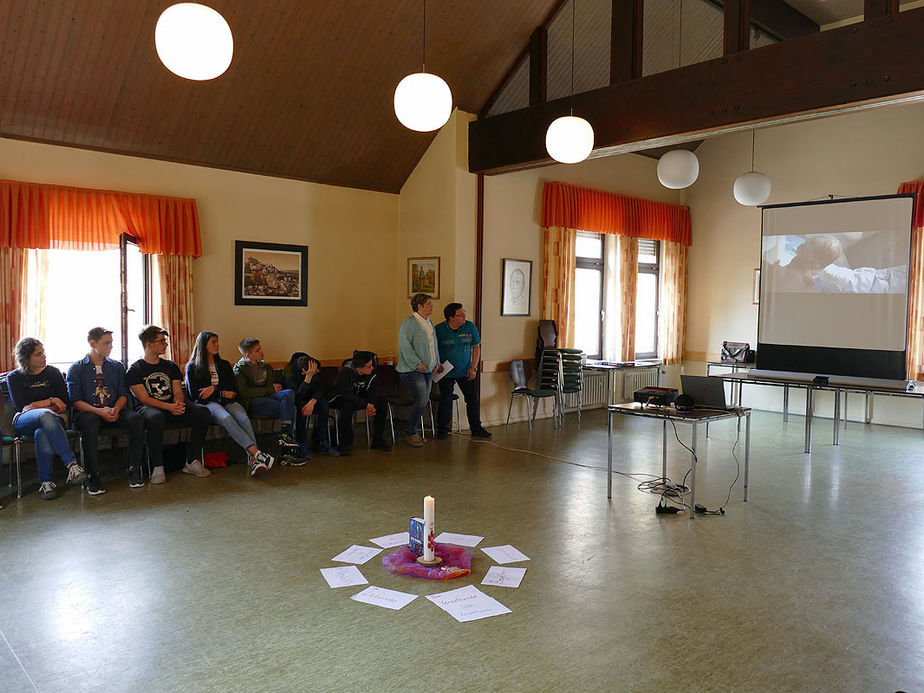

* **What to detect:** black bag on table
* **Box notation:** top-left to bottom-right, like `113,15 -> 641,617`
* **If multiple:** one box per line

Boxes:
721,341 -> 755,364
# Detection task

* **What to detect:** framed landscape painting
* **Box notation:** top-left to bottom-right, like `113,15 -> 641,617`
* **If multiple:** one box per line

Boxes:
235,240 -> 308,306
407,256 -> 440,298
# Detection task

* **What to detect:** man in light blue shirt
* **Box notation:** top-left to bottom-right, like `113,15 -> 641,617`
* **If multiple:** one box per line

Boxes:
434,303 -> 491,439
397,293 -> 441,447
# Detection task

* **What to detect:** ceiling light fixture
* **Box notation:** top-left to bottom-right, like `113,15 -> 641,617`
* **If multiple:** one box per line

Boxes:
545,0 -> 594,164
155,3 -> 233,81
734,130 -> 771,206
394,0 -> 453,132
657,0 -> 699,189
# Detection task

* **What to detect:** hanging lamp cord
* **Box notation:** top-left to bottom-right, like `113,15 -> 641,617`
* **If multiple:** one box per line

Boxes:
422,0 -> 427,71
569,0 -> 576,115
751,130 -> 756,172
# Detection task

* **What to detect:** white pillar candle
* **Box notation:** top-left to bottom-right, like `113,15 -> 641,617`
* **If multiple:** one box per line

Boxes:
423,495 -> 435,561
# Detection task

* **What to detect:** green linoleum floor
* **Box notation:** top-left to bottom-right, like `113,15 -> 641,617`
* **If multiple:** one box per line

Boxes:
1,409 -> 923,692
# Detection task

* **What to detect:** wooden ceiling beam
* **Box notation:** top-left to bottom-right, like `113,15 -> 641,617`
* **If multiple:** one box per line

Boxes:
609,0 -> 643,84
705,0 -> 818,41
724,0 -> 750,55
468,8 -> 924,174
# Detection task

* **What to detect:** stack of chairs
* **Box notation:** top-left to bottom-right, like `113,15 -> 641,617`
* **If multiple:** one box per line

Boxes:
537,348 -> 564,427
558,348 -> 585,424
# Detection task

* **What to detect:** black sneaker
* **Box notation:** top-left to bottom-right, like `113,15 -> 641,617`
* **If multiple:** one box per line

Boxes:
280,453 -> 309,467
85,473 -> 106,496
39,481 -> 57,500
66,463 -> 88,486
277,432 -> 299,449
471,427 -> 493,439
370,439 -> 393,452
128,467 -> 145,488
436,430 -> 449,440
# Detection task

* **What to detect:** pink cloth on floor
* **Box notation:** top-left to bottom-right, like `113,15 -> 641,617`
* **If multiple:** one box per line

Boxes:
382,542 -> 472,579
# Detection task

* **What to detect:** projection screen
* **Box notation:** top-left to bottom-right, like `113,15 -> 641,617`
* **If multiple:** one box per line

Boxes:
758,194 -> 915,380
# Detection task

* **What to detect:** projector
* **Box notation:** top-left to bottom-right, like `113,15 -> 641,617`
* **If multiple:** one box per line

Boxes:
633,386 -> 678,406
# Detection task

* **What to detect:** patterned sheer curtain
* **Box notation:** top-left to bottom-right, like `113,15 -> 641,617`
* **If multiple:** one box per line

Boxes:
898,181 -> 924,379
541,226 -> 577,348
617,236 -> 639,360
154,254 -> 196,365
658,241 -> 687,365
0,247 -> 27,372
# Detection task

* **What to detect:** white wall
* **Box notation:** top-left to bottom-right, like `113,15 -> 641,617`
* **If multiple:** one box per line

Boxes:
685,101 -> 924,426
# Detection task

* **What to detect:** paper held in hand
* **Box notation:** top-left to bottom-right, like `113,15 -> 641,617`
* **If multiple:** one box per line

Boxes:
431,360 -> 455,383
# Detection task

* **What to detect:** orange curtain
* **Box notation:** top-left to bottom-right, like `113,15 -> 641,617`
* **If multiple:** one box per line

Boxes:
618,236 -> 638,360
0,179 -> 201,256
658,241 -> 687,365
899,181 -> 924,379
542,181 -> 692,245
155,255 -> 196,365
0,247 -> 26,372
541,226 -> 577,348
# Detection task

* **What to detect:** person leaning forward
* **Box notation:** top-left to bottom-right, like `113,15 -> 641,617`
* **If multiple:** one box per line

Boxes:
327,351 -> 392,456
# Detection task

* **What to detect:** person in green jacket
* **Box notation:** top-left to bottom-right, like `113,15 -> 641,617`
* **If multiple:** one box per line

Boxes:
396,293 -> 442,447
233,338 -> 303,464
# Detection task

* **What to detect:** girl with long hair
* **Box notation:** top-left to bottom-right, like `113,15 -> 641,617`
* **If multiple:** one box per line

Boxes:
185,331 -> 274,476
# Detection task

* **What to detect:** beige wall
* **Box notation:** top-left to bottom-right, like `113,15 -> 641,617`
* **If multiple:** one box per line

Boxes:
0,137 -> 399,364
685,101 -> 924,424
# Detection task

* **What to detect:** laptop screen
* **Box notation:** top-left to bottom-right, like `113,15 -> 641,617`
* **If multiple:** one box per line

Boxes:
680,375 -> 729,409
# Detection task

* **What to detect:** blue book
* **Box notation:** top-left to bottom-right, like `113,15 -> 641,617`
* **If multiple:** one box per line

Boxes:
408,517 -> 424,556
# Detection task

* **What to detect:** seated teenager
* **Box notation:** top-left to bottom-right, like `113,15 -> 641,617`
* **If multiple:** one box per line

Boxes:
282,351 -> 309,391
186,331 -> 275,477
233,338 -> 300,457
294,354 -> 339,459
327,351 -> 391,456
6,337 -> 87,500
66,327 -> 145,493
126,325 -> 211,484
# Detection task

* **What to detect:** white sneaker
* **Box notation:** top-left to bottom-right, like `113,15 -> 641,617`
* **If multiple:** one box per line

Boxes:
182,459 -> 211,478
150,466 -> 166,484
256,450 -> 275,470
249,460 -> 268,477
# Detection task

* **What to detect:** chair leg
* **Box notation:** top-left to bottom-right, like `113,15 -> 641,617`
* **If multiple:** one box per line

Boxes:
388,405 -> 396,444
454,399 -> 461,434
427,401 -> 435,437
506,396 -> 514,426
530,398 -> 539,431
15,440 -> 22,499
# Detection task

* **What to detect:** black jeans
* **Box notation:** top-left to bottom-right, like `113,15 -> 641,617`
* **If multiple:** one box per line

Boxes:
75,408 -> 144,473
437,376 -> 482,433
139,403 -> 211,466
296,398 -> 333,445
332,396 -> 387,448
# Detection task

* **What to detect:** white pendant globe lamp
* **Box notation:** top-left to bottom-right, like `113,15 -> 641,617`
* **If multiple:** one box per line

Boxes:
394,0 -> 452,132
545,0 -> 594,164
657,149 -> 699,189
656,1 -> 699,189
155,3 -> 233,81
734,130 -> 771,206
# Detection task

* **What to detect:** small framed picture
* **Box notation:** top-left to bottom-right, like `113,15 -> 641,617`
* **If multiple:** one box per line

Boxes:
502,258 -> 532,316
753,268 -> 761,305
235,241 -> 308,307
408,257 -> 440,298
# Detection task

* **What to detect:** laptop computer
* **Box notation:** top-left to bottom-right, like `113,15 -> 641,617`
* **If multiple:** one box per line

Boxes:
680,375 -> 734,411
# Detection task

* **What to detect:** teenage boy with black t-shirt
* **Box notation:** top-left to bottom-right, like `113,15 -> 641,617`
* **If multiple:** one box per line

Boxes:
126,325 -> 211,484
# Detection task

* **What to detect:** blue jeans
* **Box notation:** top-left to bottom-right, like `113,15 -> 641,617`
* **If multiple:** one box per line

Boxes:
205,401 -> 256,451
248,389 -> 295,430
399,371 -> 431,435
13,409 -> 78,482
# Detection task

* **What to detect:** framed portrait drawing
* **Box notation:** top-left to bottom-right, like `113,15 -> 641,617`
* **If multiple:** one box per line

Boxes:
407,257 -> 440,298
502,258 -> 532,316
234,241 -> 308,307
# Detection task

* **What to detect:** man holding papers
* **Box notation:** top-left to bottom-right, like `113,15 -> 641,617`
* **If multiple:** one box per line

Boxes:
434,303 -> 492,440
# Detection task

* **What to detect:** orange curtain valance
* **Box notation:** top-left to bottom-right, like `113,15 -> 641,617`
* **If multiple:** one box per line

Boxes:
0,179 -> 201,256
898,181 -> 924,229
541,181 -> 692,246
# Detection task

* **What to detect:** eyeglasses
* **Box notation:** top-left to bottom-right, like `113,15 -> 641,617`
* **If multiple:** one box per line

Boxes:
153,338 -> 168,344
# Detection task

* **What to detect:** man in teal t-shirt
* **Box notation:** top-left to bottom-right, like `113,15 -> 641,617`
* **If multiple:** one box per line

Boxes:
434,303 -> 492,440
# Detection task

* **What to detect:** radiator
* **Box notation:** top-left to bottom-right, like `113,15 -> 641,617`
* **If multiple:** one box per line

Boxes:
623,367 -> 661,399
582,371 -> 608,407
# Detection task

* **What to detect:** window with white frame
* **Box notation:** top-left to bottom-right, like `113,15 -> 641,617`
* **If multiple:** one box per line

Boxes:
20,235 -> 156,369
573,233 -> 660,360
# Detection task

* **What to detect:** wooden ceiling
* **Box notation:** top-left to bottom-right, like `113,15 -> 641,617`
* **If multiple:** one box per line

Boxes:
0,0 -> 560,193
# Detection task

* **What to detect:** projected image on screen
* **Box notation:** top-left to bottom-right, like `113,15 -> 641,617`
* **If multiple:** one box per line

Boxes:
761,230 -> 907,295
758,195 -> 914,380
